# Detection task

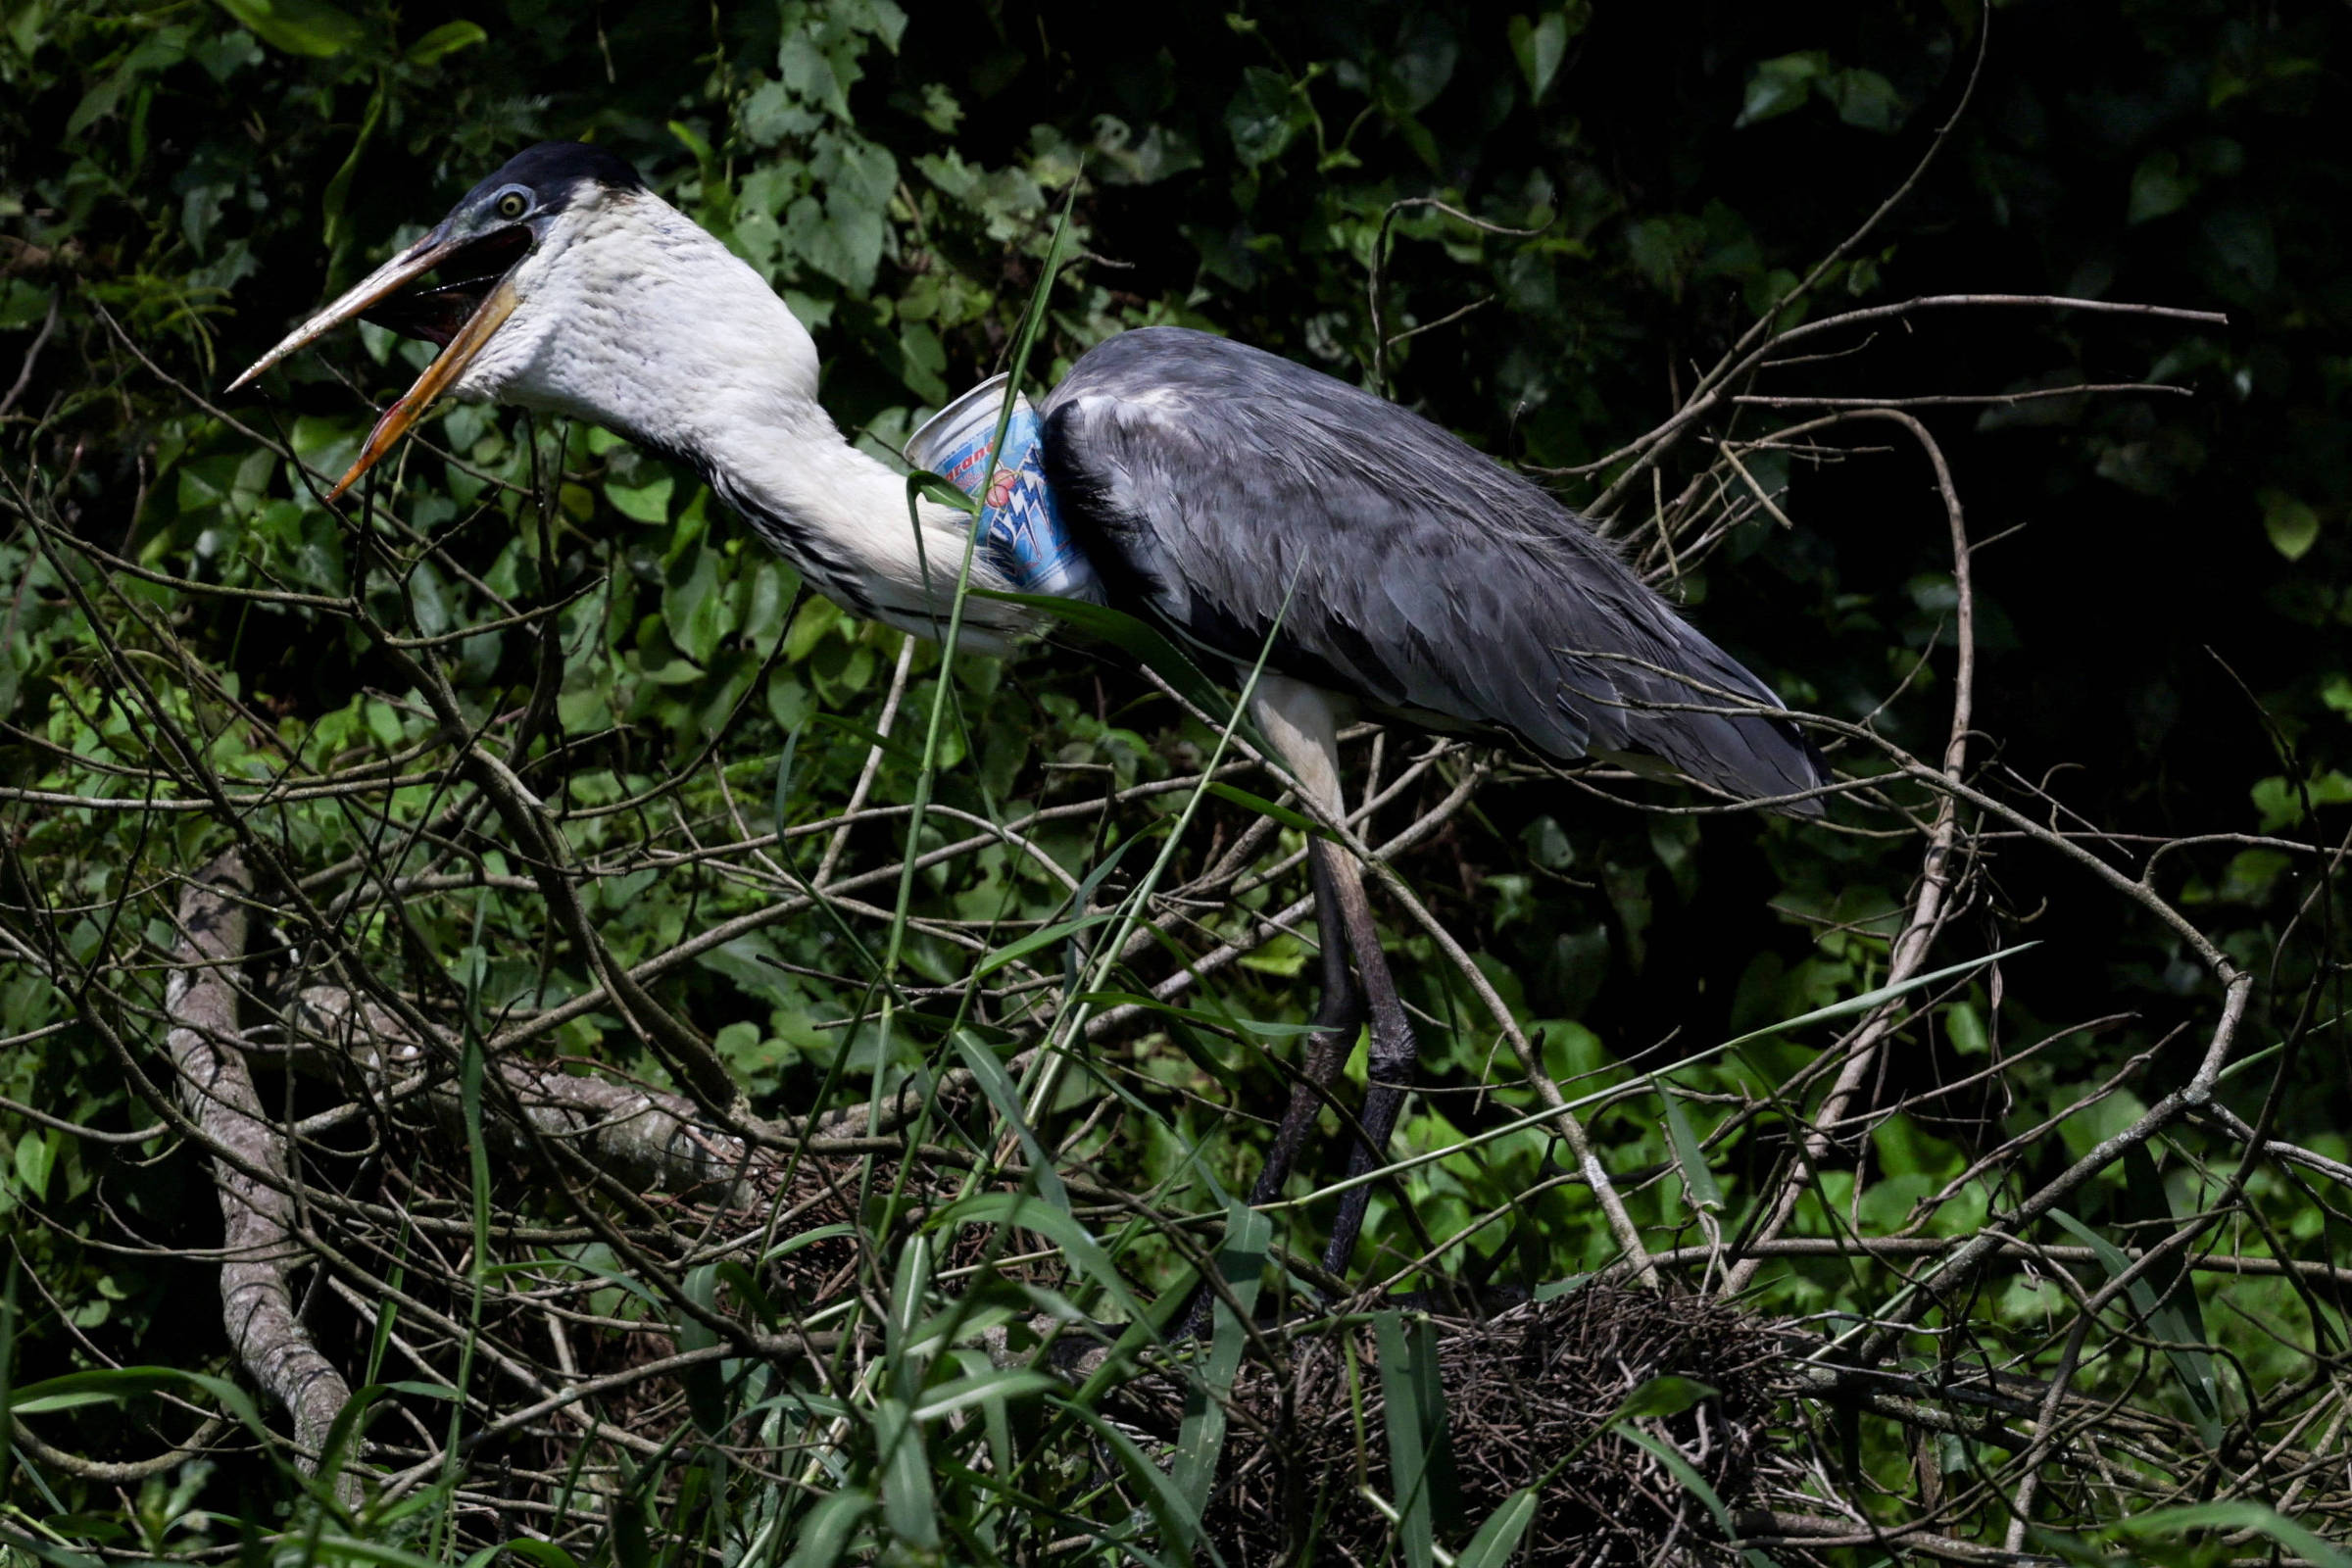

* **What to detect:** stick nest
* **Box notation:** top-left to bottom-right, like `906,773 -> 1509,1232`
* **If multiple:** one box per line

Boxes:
1191,1285 -> 1789,1565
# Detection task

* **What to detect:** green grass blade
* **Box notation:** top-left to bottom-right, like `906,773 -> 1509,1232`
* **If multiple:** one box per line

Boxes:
872,1396 -> 939,1552
1616,1376 -> 1716,1420
970,909 -> 1119,982
769,721 -> 805,830
1453,1488 -> 1538,1568
1,1255 -> 17,1503
1654,1075 -> 1723,1215
8,1366 -> 270,1438
2093,1499 -> 2352,1568
933,1194 -> 1152,1328
1719,942 -> 2038,1053
1199,781 -> 1329,837
497,1540 -> 584,1568
951,1029 -> 1071,1211
1172,1200 -> 1272,1513
980,590 -> 1233,719
1070,992 -> 1327,1038
907,1368 -> 1057,1423
678,1262 -> 728,1437
2048,1207 -> 2225,1445
1374,1311 -> 1452,1568
781,1488 -> 873,1568
1611,1424 -> 1781,1567
1050,1396 -> 1198,1565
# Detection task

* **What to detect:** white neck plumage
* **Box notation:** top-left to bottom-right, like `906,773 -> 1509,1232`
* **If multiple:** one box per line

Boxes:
462,187 -> 1029,651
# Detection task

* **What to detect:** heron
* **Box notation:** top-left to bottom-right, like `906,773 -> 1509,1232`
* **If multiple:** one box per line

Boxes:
232,141 -> 1830,1279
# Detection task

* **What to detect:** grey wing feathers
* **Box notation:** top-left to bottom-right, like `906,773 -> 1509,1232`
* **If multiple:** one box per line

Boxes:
1040,327 -> 1827,812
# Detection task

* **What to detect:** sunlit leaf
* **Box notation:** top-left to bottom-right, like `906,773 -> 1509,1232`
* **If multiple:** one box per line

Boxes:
213,0 -> 365,57
404,21 -> 486,66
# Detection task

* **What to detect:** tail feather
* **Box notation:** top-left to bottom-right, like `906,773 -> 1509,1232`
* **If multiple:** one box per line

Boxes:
1558,620 -> 1831,814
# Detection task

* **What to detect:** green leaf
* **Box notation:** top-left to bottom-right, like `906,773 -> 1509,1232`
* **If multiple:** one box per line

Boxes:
676,1264 -> 727,1436
1227,66 -> 1306,169
1,1259 -> 17,1500
213,0 -> 366,58
606,475 -> 674,524
2129,149 -> 2198,223
405,21 -> 487,66
1944,1000 -> 1987,1056
1535,1273 -> 1591,1302
1381,15 -> 1459,114
778,28 -> 854,118
808,138 -> 899,290
668,119 -> 717,180
270,1536 -> 466,1568
1092,119 -> 1202,186
805,710 -> 925,769
13,1133 -> 53,1202
662,546 -> 728,665
1825,67 -> 1901,132
1051,1394 -> 1205,1555
771,724 -> 805,830
2263,490 -> 2321,561
65,69 -> 129,139
9,1368 -> 269,1440
1736,51 -> 1826,127
1721,942 -> 2037,1054
2203,204 -> 2278,290
1069,992 -> 1326,1039
1507,10 -> 1577,103
1625,213 -> 1704,301
1295,944 -> 2042,1214
932,1194 -> 1152,1330
2248,770 -> 2352,831
739,80 -> 810,149
979,590 -> 1232,722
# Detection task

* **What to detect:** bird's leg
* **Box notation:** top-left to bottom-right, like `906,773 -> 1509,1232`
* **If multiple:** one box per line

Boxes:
1247,675 -> 1421,1280
1243,838 -> 1365,1208
1312,845 -> 1416,1277
1180,839 -> 1363,1341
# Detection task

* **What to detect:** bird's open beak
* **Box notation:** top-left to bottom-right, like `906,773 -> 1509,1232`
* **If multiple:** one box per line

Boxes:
229,222 -> 528,501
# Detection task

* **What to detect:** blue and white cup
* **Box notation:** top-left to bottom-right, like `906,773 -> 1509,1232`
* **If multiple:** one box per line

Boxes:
903,373 -> 1104,603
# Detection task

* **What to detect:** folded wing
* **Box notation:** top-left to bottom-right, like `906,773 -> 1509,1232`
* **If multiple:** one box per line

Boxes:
1040,327 -> 1827,811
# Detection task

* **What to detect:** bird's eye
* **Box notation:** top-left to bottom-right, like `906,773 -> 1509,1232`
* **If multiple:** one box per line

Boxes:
495,191 -> 529,220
